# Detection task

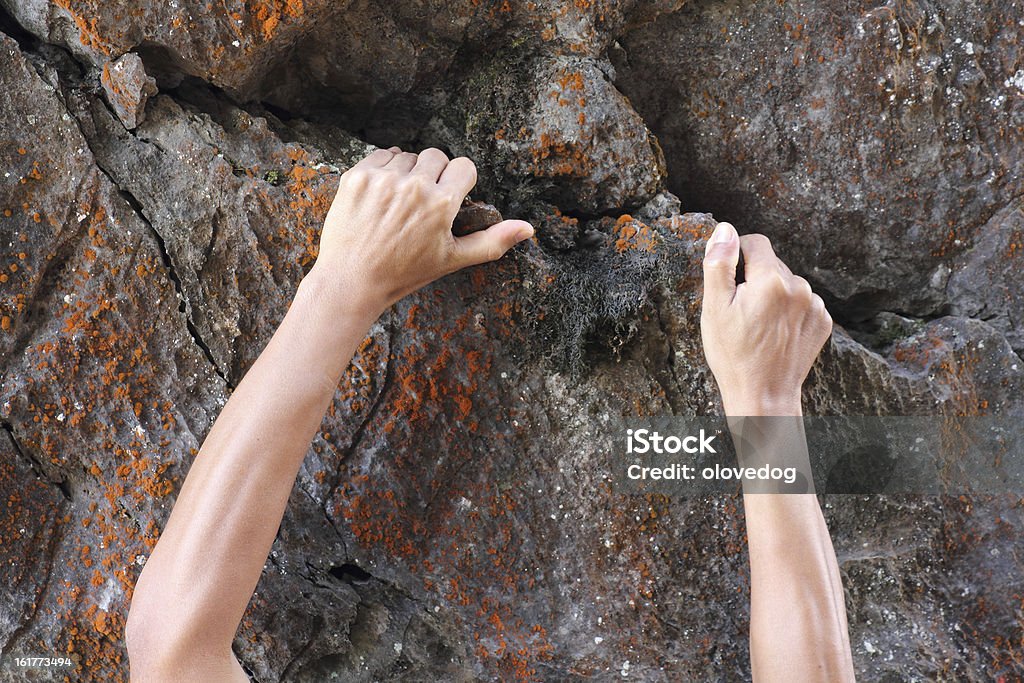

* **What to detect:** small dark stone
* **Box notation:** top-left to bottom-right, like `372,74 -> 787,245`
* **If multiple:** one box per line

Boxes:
452,198 -> 502,237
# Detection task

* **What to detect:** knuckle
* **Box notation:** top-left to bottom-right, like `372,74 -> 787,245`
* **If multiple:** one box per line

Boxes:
343,165 -> 367,180
424,147 -> 449,162
403,175 -> 431,197
792,276 -> 813,300
821,308 -> 834,330
407,172 -> 430,189
702,255 -> 731,271
743,233 -> 772,249
812,296 -> 833,328
487,241 -> 505,262
455,156 -> 477,177
767,271 -> 788,292
436,191 -> 459,208
341,166 -> 369,188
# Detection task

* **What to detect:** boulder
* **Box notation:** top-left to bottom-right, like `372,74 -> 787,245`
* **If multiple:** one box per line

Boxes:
616,0 -> 1023,329
1,1 -> 1022,680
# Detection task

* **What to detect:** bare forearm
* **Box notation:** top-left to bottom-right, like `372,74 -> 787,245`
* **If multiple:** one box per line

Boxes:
730,398 -> 854,682
702,227 -> 852,681
127,268 -> 376,663
744,493 -> 854,682
125,146 -> 530,679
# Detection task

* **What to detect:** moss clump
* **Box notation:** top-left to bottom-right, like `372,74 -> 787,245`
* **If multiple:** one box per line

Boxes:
515,216 -> 696,373
263,169 -> 284,185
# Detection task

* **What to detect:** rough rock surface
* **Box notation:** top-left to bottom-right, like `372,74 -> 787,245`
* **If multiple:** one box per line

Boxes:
98,52 -> 156,130
616,0 -> 1024,337
1,2 -> 1022,683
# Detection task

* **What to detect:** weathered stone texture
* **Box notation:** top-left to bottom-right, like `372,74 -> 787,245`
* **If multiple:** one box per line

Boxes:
98,52 -> 156,129
1,1 -> 1022,681
617,0 -> 1024,334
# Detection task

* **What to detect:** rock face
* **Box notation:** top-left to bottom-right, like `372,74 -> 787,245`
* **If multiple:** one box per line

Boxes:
616,0 -> 1024,336
1,2 -> 1022,682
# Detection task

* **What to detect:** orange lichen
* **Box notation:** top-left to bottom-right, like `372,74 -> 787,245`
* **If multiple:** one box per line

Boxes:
613,214 -> 657,253
529,132 -> 594,177
52,0 -> 113,55
246,0 -> 305,41
0,191 -> 199,678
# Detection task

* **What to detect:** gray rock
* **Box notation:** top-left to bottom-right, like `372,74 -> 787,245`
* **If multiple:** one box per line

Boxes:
0,31 -> 225,681
99,52 -> 157,129
429,54 -> 666,214
617,0 -> 1023,323
948,200 -> 1024,354
1,2 -> 1023,681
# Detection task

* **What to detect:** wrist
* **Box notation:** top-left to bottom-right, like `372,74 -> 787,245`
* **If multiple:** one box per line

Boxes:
301,263 -> 385,325
721,391 -> 803,417
282,267 -> 383,393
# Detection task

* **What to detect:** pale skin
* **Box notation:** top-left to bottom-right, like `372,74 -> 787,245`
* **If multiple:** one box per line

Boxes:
702,222 -> 856,681
125,149 -> 854,681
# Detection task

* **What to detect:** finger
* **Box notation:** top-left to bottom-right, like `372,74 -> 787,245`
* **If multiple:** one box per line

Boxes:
385,151 -> 418,173
353,148 -> 396,169
452,219 -> 533,269
702,222 -> 740,307
438,157 -> 477,198
739,233 -> 780,281
411,147 -> 450,182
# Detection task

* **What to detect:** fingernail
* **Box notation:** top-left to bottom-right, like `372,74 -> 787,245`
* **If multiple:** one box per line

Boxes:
711,222 -> 736,243
515,224 -> 535,242
705,222 -> 736,254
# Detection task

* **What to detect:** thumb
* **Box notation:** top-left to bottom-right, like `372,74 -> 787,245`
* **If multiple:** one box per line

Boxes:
452,219 -> 534,268
702,221 -> 740,307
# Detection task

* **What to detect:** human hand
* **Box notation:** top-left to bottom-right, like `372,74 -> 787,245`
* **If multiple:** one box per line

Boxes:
310,147 -> 534,319
700,223 -> 832,416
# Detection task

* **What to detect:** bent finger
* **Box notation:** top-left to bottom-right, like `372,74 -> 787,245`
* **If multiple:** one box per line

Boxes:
777,257 -> 793,278
385,151 -> 418,173
789,275 -> 815,303
411,147 -> 450,182
739,233 -> 780,282
438,157 -> 478,199
353,147 -> 396,169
